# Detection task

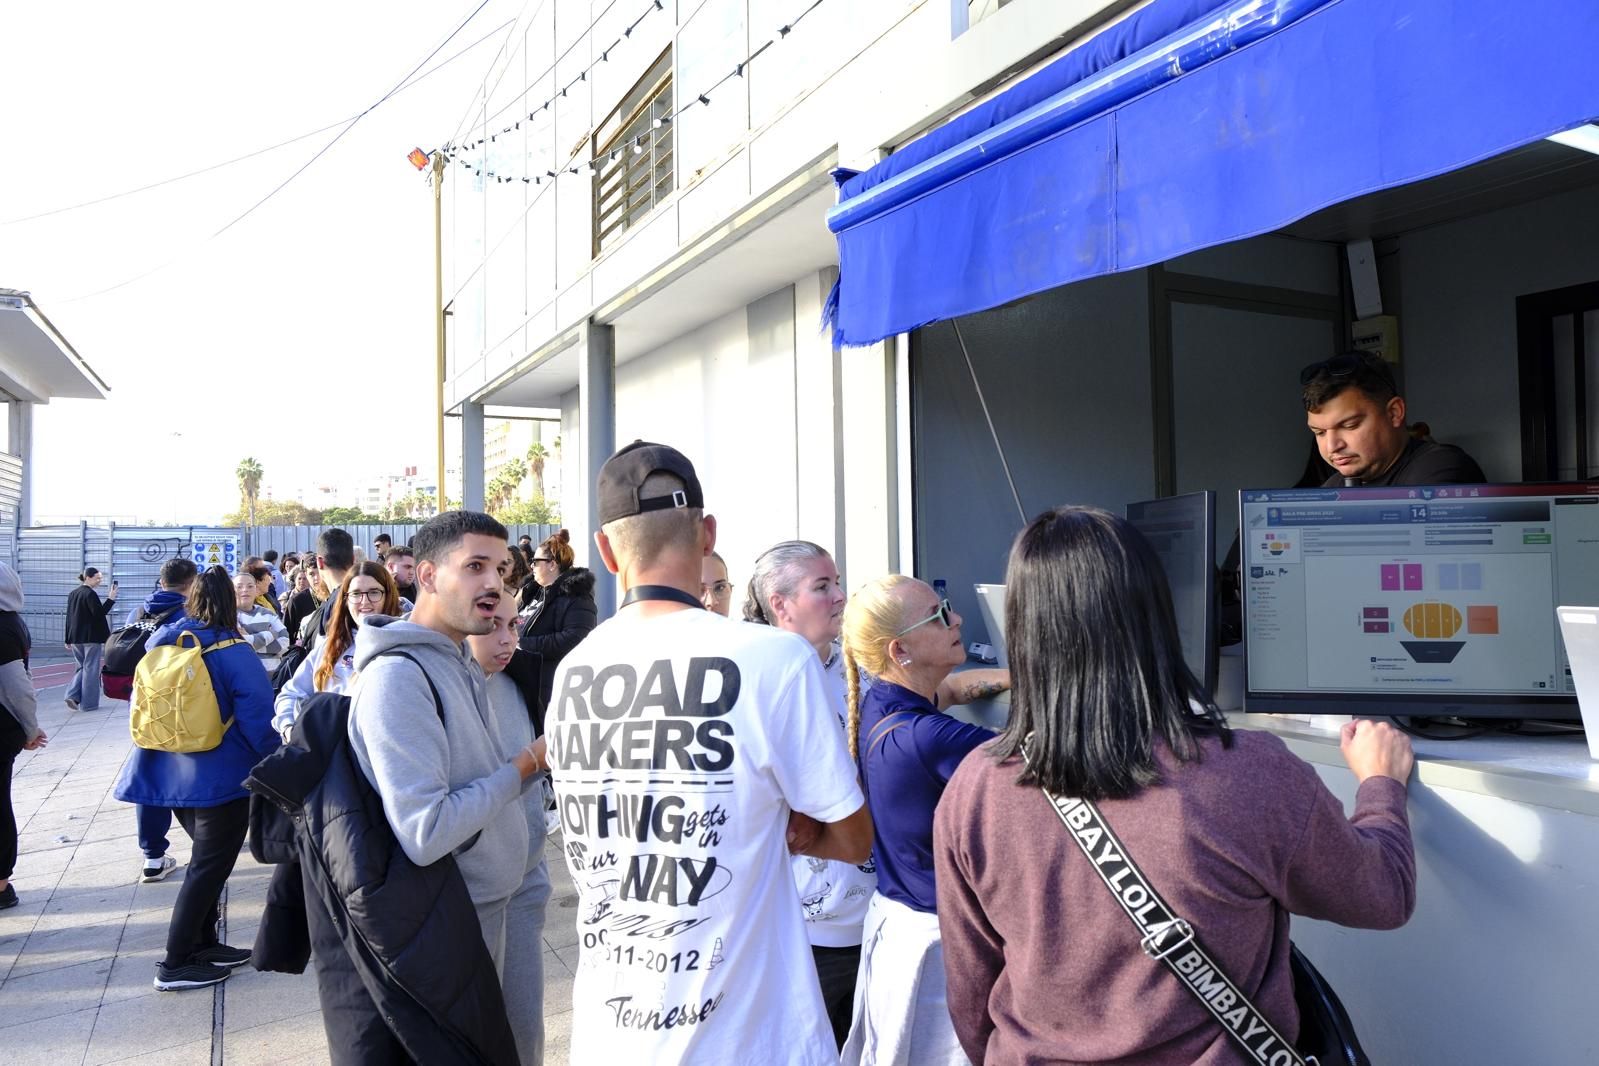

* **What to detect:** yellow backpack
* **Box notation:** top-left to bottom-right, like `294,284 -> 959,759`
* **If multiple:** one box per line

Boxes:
129,632 -> 245,753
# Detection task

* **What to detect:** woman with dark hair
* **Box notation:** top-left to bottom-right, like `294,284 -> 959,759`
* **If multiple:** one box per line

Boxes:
241,558 -> 282,616
517,529 -> 596,726
272,562 -> 398,741
504,543 -> 533,609
0,563 -> 43,911
64,566 -> 117,711
112,566 -> 279,991
838,575 -> 1010,1066
933,507 -> 1417,1065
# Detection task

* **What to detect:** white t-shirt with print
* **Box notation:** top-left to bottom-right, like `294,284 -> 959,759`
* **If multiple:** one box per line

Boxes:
790,643 -> 877,947
548,608 -> 864,1066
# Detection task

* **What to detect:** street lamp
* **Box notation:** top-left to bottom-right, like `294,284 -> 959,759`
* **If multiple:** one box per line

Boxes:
409,146 -> 448,516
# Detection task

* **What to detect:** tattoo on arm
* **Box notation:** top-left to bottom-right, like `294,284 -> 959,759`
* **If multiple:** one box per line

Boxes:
956,679 -> 1010,703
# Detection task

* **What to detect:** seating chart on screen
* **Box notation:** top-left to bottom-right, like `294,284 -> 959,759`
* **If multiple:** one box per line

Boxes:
1241,485 -> 1599,700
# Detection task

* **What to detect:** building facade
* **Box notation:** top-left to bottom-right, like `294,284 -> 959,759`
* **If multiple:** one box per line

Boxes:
441,0 -> 1135,610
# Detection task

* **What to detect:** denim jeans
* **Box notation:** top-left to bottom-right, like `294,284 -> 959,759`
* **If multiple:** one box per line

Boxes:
66,643 -> 104,710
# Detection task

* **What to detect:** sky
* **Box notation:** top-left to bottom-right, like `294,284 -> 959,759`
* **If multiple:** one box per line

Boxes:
0,2 -> 526,523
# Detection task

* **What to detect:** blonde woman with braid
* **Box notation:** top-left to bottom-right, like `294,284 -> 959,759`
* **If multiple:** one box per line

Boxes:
840,575 -> 1009,1066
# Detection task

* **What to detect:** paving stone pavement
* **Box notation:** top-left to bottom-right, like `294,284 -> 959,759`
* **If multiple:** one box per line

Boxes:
1,660 -> 580,1064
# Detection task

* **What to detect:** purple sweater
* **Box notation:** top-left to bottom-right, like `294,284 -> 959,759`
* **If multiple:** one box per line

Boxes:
933,729 -> 1414,1066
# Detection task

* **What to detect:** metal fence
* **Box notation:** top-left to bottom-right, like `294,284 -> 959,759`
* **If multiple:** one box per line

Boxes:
17,523 -> 112,644
250,523 -> 560,560
10,521 -> 563,645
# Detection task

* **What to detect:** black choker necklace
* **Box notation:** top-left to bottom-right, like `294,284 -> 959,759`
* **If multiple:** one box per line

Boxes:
620,585 -> 704,610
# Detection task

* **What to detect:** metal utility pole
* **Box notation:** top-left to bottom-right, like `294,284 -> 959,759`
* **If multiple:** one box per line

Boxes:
432,150 -> 447,515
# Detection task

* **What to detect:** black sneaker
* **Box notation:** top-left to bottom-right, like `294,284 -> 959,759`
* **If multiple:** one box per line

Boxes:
0,883 -> 17,909
192,944 -> 252,969
154,960 -> 231,991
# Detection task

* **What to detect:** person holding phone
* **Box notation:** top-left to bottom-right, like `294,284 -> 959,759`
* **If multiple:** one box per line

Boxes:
65,567 -> 117,711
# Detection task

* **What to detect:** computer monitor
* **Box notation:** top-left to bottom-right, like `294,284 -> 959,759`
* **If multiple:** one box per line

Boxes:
1240,482 -> 1599,719
1126,491 -> 1218,696
974,583 -> 1008,667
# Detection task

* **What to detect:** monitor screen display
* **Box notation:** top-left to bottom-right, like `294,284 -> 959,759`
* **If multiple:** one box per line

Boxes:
1126,491 -> 1217,695
1240,482 -> 1599,717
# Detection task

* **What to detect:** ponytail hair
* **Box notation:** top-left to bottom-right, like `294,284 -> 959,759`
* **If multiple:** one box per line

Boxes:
840,574 -> 916,757
742,540 -> 831,626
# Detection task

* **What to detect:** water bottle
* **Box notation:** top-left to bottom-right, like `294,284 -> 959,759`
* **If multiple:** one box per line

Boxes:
932,578 -> 948,601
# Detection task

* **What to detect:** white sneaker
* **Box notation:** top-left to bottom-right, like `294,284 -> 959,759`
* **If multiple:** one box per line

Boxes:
140,856 -> 178,883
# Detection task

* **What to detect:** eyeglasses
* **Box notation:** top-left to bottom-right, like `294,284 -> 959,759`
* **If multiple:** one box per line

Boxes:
346,588 -> 386,603
1299,351 -> 1396,390
895,598 -> 954,637
701,581 -> 733,598
532,556 -> 556,566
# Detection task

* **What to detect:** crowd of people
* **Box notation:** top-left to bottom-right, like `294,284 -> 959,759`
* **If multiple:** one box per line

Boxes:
0,419 -> 1422,1064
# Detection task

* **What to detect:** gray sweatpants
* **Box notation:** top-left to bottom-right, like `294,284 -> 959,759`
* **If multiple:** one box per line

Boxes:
500,858 -> 552,1065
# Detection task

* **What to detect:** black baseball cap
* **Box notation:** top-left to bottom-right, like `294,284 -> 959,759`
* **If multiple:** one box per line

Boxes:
597,441 -> 704,526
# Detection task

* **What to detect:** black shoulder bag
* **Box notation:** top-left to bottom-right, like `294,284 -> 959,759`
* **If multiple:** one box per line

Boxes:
1034,776 -> 1370,1066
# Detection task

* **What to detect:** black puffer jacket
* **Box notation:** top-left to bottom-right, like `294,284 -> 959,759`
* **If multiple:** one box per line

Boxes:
245,679 -> 517,1066
517,566 -> 597,715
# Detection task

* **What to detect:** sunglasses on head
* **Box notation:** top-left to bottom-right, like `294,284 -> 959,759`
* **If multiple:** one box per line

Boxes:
1299,351 -> 1396,390
896,598 -> 954,637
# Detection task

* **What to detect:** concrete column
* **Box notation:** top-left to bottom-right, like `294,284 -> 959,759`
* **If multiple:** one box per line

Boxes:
794,268 -> 847,572
462,400 -> 485,511
580,320 -> 616,620
839,336 -> 900,587
9,402 -> 32,527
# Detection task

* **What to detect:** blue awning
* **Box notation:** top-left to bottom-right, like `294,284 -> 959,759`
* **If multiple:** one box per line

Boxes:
825,0 -> 1599,347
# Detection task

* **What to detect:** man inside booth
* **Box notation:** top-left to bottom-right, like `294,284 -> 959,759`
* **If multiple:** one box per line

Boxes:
1301,351 -> 1486,487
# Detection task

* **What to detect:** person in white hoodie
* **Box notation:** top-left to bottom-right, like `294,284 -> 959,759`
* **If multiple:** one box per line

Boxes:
0,563 -> 43,910
272,562 -> 397,742
348,511 -> 546,975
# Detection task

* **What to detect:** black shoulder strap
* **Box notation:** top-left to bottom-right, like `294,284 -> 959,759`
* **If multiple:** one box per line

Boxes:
373,650 -> 444,724
1030,752 -> 1308,1066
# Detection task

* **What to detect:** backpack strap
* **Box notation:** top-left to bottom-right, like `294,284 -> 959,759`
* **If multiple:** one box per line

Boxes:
371,650 -> 444,724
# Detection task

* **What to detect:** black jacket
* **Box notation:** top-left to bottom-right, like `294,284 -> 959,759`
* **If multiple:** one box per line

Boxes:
245,683 -> 518,1066
65,584 -> 115,643
517,566 -> 598,714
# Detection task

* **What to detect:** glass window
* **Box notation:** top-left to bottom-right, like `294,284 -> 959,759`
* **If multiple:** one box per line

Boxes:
592,47 -> 675,257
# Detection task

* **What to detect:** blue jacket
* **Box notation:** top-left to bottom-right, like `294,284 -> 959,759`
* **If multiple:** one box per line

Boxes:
127,588 -> 187,628
113,619 -> 281,808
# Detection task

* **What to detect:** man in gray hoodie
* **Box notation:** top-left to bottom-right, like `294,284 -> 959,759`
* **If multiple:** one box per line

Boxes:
348,510 -> 545,974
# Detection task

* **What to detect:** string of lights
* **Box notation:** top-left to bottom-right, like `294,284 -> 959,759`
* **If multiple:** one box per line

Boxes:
438,0 -> 827,185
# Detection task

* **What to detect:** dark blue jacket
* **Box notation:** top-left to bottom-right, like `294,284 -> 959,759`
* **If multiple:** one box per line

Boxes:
113,619 -> 280,808
128,589 -> 187,628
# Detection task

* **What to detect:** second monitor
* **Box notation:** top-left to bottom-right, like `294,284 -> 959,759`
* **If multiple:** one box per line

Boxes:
1126,491 -> 1219,696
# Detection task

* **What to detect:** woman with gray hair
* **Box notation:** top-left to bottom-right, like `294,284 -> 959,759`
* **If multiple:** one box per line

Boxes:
744,540 -> 873,1049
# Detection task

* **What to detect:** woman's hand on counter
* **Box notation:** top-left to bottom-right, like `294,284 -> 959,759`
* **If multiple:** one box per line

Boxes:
1339,719 -> 1415,785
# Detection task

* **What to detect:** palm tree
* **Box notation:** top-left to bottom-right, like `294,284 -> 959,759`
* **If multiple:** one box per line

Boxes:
236,457 -> 264,529
526,441 -> 548,501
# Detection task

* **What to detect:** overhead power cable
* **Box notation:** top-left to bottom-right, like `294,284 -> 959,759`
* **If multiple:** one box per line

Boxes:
59,1 -> 497,303
2,17 -> 513,228
214,0 -> 494,240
